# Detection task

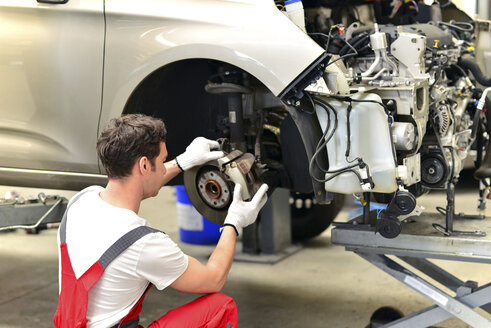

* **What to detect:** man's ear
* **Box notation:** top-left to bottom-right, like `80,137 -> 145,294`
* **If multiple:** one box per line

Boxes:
138,156 -> 151,175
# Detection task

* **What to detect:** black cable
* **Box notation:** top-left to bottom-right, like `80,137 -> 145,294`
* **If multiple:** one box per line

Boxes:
345,101 -> 353,159
308,32 -> 333,52
339,32 -> 369,57
311,97 -> 337,173
438,21 -> 474,33
339,38 -> 358,57
302,92 -> 317,114
430,59 -> 442,91
326,53 -> 358,68
329,95 -> 390,115
313,97 -> 338,151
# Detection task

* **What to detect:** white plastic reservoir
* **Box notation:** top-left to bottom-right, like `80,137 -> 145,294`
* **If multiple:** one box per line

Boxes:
315,92 -> 398,194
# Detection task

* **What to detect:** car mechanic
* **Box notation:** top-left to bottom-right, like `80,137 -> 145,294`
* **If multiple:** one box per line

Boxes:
54,114 -> 269,328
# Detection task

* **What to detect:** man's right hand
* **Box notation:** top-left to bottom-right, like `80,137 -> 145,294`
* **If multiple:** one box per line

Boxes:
223,184 -> 269,235
175,137 -> 224,171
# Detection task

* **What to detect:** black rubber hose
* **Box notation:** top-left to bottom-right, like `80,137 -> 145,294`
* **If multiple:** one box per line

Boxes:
339,33 -> 369,57
458,58 -> 491,87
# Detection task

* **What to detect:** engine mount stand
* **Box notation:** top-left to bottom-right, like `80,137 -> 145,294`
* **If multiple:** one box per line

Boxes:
432,179 -> 486,237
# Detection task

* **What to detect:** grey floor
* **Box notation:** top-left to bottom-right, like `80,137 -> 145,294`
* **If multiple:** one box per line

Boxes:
0,175 -> 490,327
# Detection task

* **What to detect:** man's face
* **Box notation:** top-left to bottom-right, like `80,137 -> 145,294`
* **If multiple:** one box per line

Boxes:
145,141 -> 168,198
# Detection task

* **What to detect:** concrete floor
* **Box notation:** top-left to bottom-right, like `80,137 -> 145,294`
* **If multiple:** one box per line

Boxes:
0,174 -> 490,327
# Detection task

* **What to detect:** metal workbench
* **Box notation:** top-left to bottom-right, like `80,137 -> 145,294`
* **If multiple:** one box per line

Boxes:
331,212 -> 491,327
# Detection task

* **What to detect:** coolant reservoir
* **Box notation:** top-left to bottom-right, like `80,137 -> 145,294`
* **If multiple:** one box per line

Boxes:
315,93 -> 398,194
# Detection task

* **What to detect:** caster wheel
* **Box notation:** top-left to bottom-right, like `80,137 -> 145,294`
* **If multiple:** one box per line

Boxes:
365,306 -> 403,328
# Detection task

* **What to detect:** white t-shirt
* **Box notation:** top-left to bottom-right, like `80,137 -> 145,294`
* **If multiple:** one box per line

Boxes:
57,186 -> 188,328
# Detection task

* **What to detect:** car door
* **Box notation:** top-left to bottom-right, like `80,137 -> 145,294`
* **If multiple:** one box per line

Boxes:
0,0 -> 104,177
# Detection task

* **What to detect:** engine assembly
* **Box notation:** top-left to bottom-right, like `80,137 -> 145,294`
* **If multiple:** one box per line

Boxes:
182,1 -> 491,240
296,16 -> 491,238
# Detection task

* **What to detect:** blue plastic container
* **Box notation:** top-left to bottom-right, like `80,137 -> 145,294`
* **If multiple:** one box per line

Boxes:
175,185 -> 221,244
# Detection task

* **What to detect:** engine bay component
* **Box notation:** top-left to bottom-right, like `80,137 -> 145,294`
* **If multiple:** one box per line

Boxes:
376,213 -> 402,239
421,153 -> 448,188
183,145 -> 265,225
387,190 -> 417,216
391,122 -> 416,151
286,2 -> 491,238
314,93 -> 397,194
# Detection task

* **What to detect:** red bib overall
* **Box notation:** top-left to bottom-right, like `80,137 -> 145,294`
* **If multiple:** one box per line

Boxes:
53,189 -> 160,328
53,191 -> 238,328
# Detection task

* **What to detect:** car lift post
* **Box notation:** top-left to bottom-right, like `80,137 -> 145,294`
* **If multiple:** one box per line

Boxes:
238,188 -> 301,263
331,212 -> 491,327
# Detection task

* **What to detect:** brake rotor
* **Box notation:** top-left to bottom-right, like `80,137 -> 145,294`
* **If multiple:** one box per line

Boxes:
183,161 -> 233,225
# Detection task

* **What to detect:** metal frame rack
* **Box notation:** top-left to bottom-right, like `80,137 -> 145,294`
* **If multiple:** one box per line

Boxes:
331,212 -> 491,327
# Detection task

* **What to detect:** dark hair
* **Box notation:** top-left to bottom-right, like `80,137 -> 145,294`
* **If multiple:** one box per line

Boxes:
97,114 -> 167,179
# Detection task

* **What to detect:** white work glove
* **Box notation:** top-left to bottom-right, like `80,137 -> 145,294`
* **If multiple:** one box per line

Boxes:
175,137 -> 224,171
223,183 -> 269,235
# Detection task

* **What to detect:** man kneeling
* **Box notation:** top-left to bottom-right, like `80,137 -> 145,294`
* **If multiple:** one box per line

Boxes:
54,114 -> 268,328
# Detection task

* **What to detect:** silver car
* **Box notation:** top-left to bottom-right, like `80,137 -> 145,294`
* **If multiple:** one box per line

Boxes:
0,0 -> 344,240
0,0 -> 486,239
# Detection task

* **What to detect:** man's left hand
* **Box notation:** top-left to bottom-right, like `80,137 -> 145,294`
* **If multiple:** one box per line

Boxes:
176,137 -> 224,171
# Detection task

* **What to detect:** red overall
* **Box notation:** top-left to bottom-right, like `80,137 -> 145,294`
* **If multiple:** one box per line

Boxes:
53,191 -> 238,328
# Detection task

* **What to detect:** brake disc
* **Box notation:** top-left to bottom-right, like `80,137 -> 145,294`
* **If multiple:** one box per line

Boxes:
183,162 -> 233,225
183,149 -> 266,225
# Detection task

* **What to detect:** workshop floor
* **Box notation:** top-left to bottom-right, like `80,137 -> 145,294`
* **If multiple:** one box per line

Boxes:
0,173 -> 490,328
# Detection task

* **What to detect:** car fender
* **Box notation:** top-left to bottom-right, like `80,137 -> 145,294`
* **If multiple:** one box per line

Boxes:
100,0 -> 324,127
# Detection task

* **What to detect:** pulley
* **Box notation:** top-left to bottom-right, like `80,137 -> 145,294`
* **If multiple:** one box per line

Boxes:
421,155 -> 447,186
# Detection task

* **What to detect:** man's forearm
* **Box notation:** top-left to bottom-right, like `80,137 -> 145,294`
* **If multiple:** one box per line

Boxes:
206,226 -> 237,289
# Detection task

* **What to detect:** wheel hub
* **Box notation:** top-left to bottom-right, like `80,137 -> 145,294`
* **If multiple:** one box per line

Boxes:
197,167 -> 232,210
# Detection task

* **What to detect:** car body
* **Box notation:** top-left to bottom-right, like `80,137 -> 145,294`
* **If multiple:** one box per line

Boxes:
2,0 -> 487,240
0,0 -> 324,190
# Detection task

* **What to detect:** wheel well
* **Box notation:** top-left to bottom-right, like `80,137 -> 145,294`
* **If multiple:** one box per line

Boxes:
123,59 -> 231,163
123,58 -> 313,191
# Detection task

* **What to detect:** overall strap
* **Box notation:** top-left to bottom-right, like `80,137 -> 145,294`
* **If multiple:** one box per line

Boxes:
55,188 -> 165,328
98,226 -> 162,269
78,226 -> 162,291
59,188 -> 92,244
59,188 -> 164,288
